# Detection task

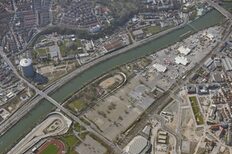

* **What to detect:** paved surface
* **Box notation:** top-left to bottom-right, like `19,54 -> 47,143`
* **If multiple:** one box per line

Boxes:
75,135 -> 107,154
0,20 -> 187,136
8,112 -> 70,154
118,23 -> 232,153
0,13 -> 230,153
0,48 -> 123,154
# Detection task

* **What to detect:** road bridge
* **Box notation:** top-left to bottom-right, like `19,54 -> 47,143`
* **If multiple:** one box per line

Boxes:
0,48 -> 122,154
205,0 -> 232,20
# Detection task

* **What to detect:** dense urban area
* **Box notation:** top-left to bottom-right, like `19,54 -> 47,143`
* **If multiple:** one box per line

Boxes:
0,0 -> 232,154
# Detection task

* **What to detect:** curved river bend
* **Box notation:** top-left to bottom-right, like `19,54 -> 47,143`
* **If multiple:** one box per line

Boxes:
0,9 -> 225,153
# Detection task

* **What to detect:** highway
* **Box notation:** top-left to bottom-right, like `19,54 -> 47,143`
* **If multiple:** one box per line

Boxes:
0,48 -> 123,154
0,19 -> 187,136
0,7 -> 230,152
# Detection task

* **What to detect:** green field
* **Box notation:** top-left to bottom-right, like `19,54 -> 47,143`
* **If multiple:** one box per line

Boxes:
63,135 -> 79,146
41,144 -> 59,154
36,48 -> 49,56
58,39 -> 83,57
144,26 -> 161,35
189,96 -> 204,125
61,135 -> 81,154
74,122 -> 86,132
68,100 -> 87,111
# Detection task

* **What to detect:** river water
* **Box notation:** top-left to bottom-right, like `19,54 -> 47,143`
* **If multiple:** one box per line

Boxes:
0,9 -> 225,153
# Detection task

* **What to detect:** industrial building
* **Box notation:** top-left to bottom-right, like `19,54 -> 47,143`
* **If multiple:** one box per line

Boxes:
175,56 -> 189,66
204,58 -> 214,68
20,58 -> 35,78
203,32 -> 214,40
178,46 -> 191,56
132,29 -> 144,40
157,130 -> 168,144
153,63 -> 167,72
222,57 -> 232,71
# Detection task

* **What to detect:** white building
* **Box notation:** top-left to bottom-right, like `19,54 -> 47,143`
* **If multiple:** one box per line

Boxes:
153,64 -> 167,72
85,40 -> 94,51
175,56 -> 189,66
124,136 -> 148,154
203,32 -> 214,40
178,46 -> 191,56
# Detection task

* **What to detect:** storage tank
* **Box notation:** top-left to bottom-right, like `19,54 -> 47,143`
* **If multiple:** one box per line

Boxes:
20,58 -> 35,78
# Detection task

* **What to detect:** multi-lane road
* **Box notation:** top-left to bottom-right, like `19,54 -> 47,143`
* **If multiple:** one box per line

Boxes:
0,19 -> 187,136
0,47 -> 123,154
0,2 -> 231,152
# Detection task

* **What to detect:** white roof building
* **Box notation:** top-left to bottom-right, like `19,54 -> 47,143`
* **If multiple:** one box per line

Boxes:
124,136 -> 148,154
19,58 -> 32,67
175,56 -> 189,66
178,46 -> 191,55
203,32 -> 214,40
153,64 -> 167,72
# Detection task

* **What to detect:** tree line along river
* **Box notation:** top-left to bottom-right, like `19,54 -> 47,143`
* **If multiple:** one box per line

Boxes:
0,9 -> 226,154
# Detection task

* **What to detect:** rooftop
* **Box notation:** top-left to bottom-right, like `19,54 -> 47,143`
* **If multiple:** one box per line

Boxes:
124,135 -> 148,154
175,56 -> 189,66
178,46 -> 191,55
132,29 -> 144,36
153,63 -> 167,72
19,58 -> 32,67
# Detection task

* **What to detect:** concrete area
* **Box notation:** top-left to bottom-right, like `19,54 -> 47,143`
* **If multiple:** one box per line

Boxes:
75,135 -> 107,154
8,112 -> 72,154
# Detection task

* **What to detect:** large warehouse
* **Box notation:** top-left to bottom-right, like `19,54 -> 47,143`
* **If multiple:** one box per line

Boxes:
175,56 -> 189,66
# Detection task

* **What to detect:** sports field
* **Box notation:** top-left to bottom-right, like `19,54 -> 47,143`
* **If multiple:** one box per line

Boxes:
41,144 -> 59,154
37,139 -> 65,154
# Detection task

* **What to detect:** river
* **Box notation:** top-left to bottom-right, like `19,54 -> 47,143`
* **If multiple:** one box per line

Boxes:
0,9 -> 225,153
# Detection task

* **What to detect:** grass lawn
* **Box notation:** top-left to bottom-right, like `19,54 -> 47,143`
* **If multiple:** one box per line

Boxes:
63,135 -> 79,147
68,100 -> 87,111
189,96 -> 204,125
59,40 -> 68,57
36,48 -> 49,56
41,144 -> 59,154
74,122 -> 86,132
144,26 -> 161,35
75,39 -> 82,47
59,39 -> 83,57
61,135 -> 81,154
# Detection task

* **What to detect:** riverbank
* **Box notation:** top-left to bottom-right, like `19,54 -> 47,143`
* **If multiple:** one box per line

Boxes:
0,9 -> 225,154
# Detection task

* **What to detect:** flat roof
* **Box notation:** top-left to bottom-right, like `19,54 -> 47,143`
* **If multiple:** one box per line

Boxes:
132,29 -> 144,36
124,135 -> 148,154
153,64 -> 167,72
178,46 -> 191,55
158,139 -> 167,144
175,56 -> 189,66
204,32 -> 214,40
